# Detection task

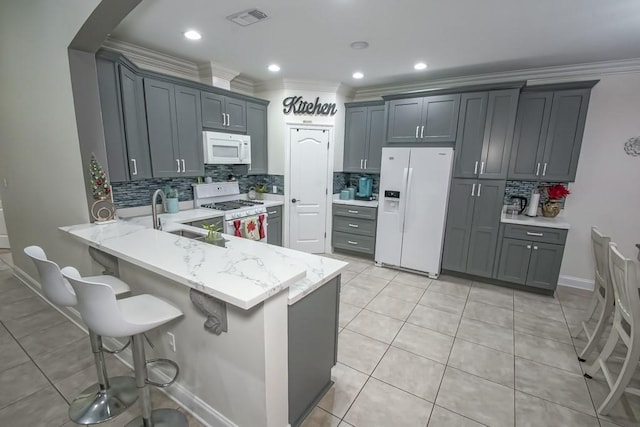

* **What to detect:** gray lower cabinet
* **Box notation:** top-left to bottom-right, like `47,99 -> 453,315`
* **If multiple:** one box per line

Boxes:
332,204 -> 377,256
289,276 -> 339,427
508,84 -> 594,182
496,224 -> 567,290
144,78 -> 204,177
442,179 -> 505,278
386,94 -> 460,144
343,102 -> 385,173
246,101 -> 268,175
266,205 -> 283,246
201,92 -> 247,133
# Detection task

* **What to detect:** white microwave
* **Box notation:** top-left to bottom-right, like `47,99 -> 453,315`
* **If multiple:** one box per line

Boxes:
203,131 -> 251,165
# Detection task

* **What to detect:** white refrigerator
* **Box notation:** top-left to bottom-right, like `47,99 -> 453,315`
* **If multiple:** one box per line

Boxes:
375,147 -> 454,278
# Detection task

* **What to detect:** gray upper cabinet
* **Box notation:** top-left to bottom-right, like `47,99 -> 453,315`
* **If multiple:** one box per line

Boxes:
119,66 -> 152,180
441,179 -> 477,272
344,102 -> 385,173
246,102 -> 268,175
508,85 -> 593,182
201,92 -> 247,133
144,78 -> 204,177
453,90 -> 519,180
386,95 -> 460,144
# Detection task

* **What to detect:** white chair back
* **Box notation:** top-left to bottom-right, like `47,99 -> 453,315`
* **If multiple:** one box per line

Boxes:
608,242 -> 640,325
591,227 -> 611,293
24,245 -> 77,307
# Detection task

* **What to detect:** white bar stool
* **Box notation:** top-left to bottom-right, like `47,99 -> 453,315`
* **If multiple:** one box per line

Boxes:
62,266 -> 187,427
584,243 -> 640,415
24,246 -> 138,424
573,227 -> 615,361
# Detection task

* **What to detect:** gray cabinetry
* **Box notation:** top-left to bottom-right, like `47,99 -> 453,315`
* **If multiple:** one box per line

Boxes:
386,95 -> 460,144
442,179 -> 505,278
496,238 -> 531,284
332,205 -> 377,256
453,89 -> 519,180
201,92 -> 247,133
246,102 -> 268,175
144,78 -> 204,178
266,205 -> 283,247
344,102 -> 385,173
508,83 -> 595,182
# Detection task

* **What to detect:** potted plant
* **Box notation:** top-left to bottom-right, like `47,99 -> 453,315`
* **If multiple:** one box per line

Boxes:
164,186 -> 179,214
202,222 -> 226,247
542,184 -> 570,217
255,183 -> 268,200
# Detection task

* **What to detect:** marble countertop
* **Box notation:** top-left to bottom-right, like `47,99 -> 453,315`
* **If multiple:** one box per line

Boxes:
126,208 -> 225,228
332,194 -> 379,208
500,206 -> 570,230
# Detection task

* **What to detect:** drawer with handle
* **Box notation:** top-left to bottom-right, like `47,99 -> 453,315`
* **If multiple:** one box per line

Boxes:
333,216 -> 376,237
332,231 -> 375,255
266,205 -> 282,219
333,205 -> 377,220
503,224 -> 567,245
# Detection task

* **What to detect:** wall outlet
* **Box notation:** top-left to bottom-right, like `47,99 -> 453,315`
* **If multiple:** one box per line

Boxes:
167,332 -> 176,352
272,185 -> 277,193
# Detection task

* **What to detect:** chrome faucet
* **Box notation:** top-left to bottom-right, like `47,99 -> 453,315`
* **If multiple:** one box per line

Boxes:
151,189 -> 166,230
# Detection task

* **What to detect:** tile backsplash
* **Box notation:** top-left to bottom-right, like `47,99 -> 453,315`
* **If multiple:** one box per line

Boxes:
112,165 -> 284,209
333,172 -> 380,195
504,180 -> 569,208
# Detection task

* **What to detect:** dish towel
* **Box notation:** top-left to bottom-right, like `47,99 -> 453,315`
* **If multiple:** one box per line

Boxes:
242,216 -> 261,241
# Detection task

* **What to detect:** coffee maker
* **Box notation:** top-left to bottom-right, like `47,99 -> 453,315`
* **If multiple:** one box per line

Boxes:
356,176 -> 373,200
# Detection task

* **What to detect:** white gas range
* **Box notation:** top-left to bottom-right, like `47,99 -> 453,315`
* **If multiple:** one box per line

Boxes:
193,181 -> 268,241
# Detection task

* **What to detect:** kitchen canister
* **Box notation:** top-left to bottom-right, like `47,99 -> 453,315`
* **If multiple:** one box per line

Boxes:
347,187 -> 356,199
340,189 -> 350,200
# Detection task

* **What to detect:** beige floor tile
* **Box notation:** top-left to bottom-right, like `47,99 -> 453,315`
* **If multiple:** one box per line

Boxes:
418,291 -> 467,315
345,309 -> 403,344
457,317 -> 514,354
463,300 -> 513,329
393,271 -> 432,289
514,290 -> 560,305
556,286 -> 593,310
562,306 -> 591,329
379,282 -> 425,303
0,273 -> 20,292
339,302 -> 362,328
0,285 -> 35,305
365,294 -> 415,321
514,293 -> 565,322
318,363 -> 368,418
515,333 -> 582,374
515,391 -> 600,427
514,310 -> 573,344
337,329 -> 388,374
428,276 -> 471,299
515,357 -> 595,416
344,378 -> 432,427
372,346 -> 445,402
300,406 -> 341,427
347,274 -> 389,293
406,305 -> 460,336
436,366 -> 514,427
343,260 -> 371,273
0,296 -> 49,321
2,306 -> 67,339
360,265 -> 398,281
32,336 -> 95,382
392,323 -> 453,364
469,282 -> 513,309
448,338 -> 514,387
0,326 -> 30,373
0,361 -> 51,409
587,378 -> 640,427
18,320 -> 86,358
340,270 -> 358,284
340,285 -> 378,308
0,386 -> 69,427
428,405 -> 485,426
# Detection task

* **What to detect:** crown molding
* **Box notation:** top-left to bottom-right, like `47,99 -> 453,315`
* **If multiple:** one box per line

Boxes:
353,57 -> 640,101
230,76 -> 257,96
255,78 -> 347,94
197,61 -> 240,83
102,37 -> 200,81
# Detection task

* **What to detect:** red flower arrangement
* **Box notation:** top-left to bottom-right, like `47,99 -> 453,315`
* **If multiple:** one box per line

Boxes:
545,184 -> 570,200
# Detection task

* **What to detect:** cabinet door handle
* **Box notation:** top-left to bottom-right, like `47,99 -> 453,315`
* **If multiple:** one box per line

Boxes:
347,240 -> 358,245
181,159 -> 186,173
526,232 -> 544,236
364,159 -> 367,169
420,125 -> 424,139
360,159 -> 363,169
535,162 -> 540,176
347,210 -> 359,214
222,113 -> 226,126
268,211 -> 278,215
131,158 -> 138,175
348,223 -> 359,228
477,183 -> 482,197
471,183 -> 476,196
415,126 -> 419,138
542,162 -> 547,176
226,113 -> 230,127
480,161 -> 485,175
533,246 -> 539,250
527,245 -> 532,249
474,161 -> 478,175
176,159 -> 181,173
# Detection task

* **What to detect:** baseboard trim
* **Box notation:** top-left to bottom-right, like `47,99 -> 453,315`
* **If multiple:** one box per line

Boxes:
9,266 -> 237,427
558,275 -> 595,291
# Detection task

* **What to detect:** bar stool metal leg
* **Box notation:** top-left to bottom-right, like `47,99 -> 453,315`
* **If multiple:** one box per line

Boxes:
126,334 -> 187,427
68,331 -> 138,424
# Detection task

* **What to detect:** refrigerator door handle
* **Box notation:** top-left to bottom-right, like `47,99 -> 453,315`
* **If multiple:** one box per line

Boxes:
399,167 -> 409,232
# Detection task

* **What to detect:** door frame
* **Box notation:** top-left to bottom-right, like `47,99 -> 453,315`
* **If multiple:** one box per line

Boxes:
284,123 -> 335,252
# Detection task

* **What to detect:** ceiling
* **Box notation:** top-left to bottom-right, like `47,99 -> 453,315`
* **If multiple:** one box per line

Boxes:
111,0 -> 640,88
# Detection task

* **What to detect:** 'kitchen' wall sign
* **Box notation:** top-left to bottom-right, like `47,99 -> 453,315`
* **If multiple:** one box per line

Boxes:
282,96 -> 338,116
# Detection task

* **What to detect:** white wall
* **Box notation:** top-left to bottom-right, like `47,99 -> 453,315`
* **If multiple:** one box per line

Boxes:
560,72 -> 640,286
0,0 -> 101,276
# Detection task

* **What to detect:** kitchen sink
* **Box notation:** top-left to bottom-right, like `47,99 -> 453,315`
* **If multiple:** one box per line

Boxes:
168,229 -> 206,241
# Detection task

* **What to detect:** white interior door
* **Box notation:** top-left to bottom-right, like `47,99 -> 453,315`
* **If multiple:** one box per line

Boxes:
289,127 -> 330,253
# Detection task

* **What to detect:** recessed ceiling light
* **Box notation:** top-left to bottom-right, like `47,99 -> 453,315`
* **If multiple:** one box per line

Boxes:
268,64 -> 281,72
352,72 -> 364,79
350,41 -> 369,50
414,62 -> 428,70
184,30 -> 202,40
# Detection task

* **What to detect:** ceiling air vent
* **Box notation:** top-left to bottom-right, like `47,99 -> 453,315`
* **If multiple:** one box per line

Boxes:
226,9 -> 269,27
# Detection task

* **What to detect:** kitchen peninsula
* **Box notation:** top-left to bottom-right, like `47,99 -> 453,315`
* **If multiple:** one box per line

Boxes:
60,216 -> 346,427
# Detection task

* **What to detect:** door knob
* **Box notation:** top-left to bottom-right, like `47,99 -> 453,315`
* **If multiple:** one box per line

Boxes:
291,198 -> 297,203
